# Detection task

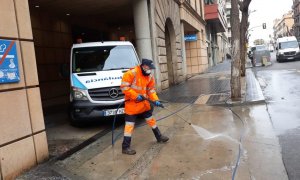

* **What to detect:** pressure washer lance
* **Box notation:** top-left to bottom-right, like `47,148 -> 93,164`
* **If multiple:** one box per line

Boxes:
139,96 -> 192,126
112,96 -> 165,146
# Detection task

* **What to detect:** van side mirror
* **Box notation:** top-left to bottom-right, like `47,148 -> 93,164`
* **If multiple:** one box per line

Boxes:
276,47 -> 278,50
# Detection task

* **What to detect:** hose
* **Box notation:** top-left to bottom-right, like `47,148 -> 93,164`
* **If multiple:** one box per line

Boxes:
224,99 -> 246,180
111,98 -> 194,145
111,95 -> 245,180
111,100 -> 126,146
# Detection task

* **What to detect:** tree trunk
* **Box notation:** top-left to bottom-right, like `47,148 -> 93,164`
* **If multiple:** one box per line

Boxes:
230,0 -> 241,99
240,0 -> 252,77
240,11 -> 248,77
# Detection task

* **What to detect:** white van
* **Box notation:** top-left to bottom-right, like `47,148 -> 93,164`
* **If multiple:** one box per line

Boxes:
276,36 -> 300,62
69,41 -> 139,124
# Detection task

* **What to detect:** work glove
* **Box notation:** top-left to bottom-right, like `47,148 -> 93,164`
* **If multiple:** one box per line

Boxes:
136,95 -> 144,102
154,101 -> 163,108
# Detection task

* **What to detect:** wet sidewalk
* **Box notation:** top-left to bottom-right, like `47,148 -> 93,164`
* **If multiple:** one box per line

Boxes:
18,60 -> 287,180
159,58 -> 264,106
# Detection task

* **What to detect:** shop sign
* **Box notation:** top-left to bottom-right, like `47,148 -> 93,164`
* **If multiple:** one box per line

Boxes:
184,34 -> 197,41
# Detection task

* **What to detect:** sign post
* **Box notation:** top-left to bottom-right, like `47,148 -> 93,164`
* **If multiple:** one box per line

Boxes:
0,39 -> 20,84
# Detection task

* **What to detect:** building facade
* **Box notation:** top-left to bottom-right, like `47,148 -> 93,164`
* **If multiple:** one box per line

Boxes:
273,10 -> 294,40
179,0 -> 208,78
225,0 -> 232,55
293,0 -> 300,40
0,0 -> 209,179
204,0 -> 228,66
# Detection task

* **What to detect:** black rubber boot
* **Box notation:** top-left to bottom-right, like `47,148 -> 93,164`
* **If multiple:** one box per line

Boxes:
122,136 -> 136,155
152,127 -> 169,143
122,148 -> 136,155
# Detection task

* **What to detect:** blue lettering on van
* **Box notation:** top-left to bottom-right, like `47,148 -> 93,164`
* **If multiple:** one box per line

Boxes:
86,76 -> 122,83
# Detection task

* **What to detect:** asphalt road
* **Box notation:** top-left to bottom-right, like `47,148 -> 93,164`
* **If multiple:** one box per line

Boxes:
253,52 -> 300,180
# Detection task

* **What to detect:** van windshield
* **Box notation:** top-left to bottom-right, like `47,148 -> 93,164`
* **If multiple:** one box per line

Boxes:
279,41 -> 299,49
72,45 -> 139,73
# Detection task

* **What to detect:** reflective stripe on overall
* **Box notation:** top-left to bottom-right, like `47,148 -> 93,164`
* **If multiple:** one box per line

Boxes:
120,66 -> 158,115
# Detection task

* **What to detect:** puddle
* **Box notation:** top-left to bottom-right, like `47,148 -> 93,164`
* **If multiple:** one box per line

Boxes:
192,166 -> 232,179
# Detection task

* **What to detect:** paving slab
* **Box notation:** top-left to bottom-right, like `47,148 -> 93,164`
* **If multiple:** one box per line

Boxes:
17,60 -> 274,180
48,104 -> 288,180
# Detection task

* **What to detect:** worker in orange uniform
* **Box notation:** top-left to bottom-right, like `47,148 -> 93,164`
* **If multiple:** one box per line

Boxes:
120,58 -> 169,155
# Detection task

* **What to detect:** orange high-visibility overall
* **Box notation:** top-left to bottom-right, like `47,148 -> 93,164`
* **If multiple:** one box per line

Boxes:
120,66 -> 169,152
120,66 -> 159,115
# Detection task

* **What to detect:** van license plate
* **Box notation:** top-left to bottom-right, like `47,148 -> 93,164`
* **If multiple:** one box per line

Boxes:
104,108 -> 125,116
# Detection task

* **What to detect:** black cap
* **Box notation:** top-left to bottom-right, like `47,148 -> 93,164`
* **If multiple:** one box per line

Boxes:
141,58 -> 155,69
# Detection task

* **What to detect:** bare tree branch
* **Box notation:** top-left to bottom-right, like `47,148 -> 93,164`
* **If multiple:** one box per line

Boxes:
238,1 -> 243,11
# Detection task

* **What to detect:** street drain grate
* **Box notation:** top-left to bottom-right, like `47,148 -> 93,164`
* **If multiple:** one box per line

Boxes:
194,94 -> 229,105
206,94 -> 230,105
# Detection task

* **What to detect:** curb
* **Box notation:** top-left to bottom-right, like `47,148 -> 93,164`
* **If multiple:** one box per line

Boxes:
210,99 -> 265,107
209,68 -> 265,107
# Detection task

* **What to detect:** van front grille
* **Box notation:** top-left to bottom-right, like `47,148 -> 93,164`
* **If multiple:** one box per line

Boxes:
284,51 -> 296,56
88,86 -> 124,101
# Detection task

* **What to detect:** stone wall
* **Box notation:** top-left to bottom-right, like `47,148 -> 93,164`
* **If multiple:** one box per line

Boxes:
0,0 -> 48,179
30,10 -> 72,109
180,1 -> 209,78
185,31 -> 208,77
154,0 -> 183,90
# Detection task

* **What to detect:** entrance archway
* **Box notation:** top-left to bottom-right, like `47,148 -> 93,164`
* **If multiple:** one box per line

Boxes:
165,18 -> 177,87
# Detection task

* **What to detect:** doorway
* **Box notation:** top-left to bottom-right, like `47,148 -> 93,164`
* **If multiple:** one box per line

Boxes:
165,18 -> 177,87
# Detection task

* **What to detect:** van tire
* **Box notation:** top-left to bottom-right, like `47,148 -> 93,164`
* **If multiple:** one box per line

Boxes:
70,114 -> 82,127
69,107 -> 82,127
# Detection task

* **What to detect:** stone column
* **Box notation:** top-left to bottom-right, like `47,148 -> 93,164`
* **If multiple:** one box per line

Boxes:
132,0 -> 153,60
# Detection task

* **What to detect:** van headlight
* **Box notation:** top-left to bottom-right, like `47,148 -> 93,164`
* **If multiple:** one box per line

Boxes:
72,87 -> 88,100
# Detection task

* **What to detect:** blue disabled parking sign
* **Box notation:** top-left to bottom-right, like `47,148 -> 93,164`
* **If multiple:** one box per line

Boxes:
0,39 -> 20,84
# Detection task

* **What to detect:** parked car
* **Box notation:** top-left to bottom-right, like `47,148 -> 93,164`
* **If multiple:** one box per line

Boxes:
253,45 -> 271,66
248,47 -> 256,60
248,49 -> 253,60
